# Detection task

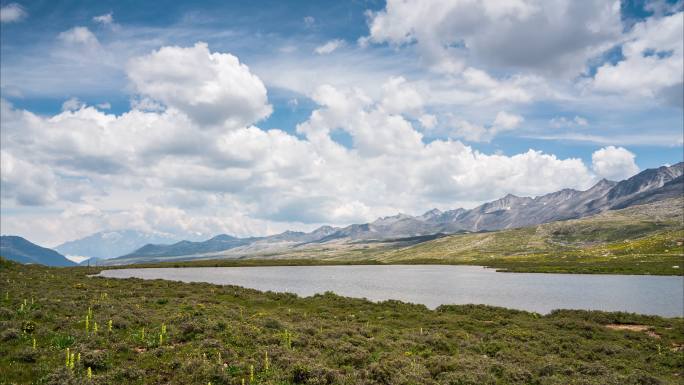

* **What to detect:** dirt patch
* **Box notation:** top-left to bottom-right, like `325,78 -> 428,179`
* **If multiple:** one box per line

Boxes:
605,324 -> 660,338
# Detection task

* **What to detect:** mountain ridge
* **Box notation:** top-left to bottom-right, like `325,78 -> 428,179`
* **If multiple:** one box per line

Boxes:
55,230 -> 181,260
1,236 -> 76,267
108,162 -> 683,264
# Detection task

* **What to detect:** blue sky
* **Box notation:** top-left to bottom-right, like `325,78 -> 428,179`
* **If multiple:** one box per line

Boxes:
1,0 -> 682,245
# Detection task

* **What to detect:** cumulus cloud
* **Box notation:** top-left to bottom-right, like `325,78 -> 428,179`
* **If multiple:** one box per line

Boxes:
380,76 -> 424,116
364,0 -> 621,76
450,111 -> 524,142
127,42 -> 272,127
1,151 -> 57,205
1,45 -> 601,245
296,84 -> 424,156
591,146 -> 640,180
457,67 -> 551,105
591,11 -> 683,107
1,84 -> 593,241
314,39 -> 345,55
493,111 -> 524,130
0,3 -> 26,23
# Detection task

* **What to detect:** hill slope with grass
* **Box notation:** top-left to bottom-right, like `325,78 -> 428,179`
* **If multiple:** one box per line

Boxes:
373,198 -> 684,275
0,236 -> 76,267
124,198 -> 684,275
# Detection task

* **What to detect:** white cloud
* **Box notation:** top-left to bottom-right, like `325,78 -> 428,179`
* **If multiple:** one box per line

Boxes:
0,3 -> 26,23
451,111 -> 524,142
314,39 -> 345,55
1,45 -> 603,245
127,42 -> 272,127
550,115 -> 589,128
591,146 -> 639,180
249,42 -> 555,113
296,84 -> 424,157
380,76 -> 424,116
526,132 -> 683,147
93,12 -> 113,25
458,67 -> 552,105
493,111 -> 523,130
1,151 -> 57,206
591,12 -> 683,107
364,0 -> 622,76
58,26 -> 100,47
1,84 -> 592,244
644,0 -> 683,17
419,114 -> 437,129
62,97 -> 85,111
130,97 -> 165,112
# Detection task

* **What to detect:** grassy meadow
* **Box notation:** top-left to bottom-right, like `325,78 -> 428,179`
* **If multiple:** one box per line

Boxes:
1,258 -> 683,385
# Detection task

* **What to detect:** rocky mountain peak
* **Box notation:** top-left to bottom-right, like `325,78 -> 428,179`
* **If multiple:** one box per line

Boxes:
420,208 -> 443,220
209,234 -> 238,242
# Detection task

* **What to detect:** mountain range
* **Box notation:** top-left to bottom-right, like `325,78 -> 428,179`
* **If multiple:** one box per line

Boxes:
3,162 -> 680,266
55,230 -> 181,260
105,162 -> 682,265
0,236 -> 76,266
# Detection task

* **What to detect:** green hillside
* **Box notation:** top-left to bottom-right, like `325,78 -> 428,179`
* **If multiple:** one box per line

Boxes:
375,198 -> 684,275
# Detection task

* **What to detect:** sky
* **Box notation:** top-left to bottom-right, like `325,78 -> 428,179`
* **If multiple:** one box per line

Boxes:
0,0 -> 682,246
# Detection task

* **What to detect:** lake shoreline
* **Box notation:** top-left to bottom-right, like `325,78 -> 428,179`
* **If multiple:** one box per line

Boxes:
94,257 -> 684,277
97,265 -> 684,317
3,258 -> 683,384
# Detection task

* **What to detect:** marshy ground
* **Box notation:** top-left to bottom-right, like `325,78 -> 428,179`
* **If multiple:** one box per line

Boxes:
1,258 -> 683,384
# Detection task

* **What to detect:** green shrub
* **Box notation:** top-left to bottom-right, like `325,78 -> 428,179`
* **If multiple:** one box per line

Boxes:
82,350 -> 108,370
22,320 -> 37,334
51,334 -> 75,349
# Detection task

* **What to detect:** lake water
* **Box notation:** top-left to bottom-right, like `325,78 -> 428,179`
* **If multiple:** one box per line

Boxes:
98,265 -> 684,317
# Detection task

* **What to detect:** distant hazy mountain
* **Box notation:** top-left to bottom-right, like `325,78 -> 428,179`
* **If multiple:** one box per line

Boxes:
78,257 -> 105,266
55,230 -> 179,259
113,226 -> 342,262
127,234 -> 258,259
106,162 -> 683,265
1,236 -> 76,267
